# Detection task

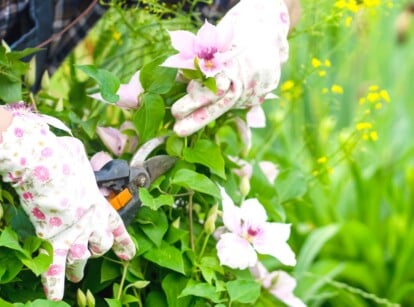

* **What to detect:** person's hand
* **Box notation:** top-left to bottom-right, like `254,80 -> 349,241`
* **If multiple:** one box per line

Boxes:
165,0 -> 290,136
0,105 -> 136,300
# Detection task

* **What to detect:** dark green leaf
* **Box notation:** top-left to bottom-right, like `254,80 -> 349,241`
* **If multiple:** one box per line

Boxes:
101,258 -> 121,283
136,207 -> 168,247
139,188 -> 174,210
162,273 -> 193,307
140,60 -> 177,94
104,298 -> 123,307
0,248 -> 23,283
183,139 -> 226,179
179,281 -> 223,303
166,135 -> 184,157
76,65 -> 120,103
226,280 -> 261,304
145,291 -> 168,307
0,75 -> 22,102
172,169 -> 220,198
144,241 -> 185,274
133,93 -> 165,142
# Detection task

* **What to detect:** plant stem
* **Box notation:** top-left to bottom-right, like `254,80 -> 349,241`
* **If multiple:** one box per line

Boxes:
117,261 -> 130,300
198,232 -> 210,260
189,190 -> 195,252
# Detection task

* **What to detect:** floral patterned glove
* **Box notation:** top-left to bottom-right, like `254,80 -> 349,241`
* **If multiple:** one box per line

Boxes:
0,105 -> 136,301
163,0 -> 290,136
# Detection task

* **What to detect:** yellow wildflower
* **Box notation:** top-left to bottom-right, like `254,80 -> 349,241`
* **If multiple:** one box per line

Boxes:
375,102 -> 382,110
369,85 -> 379,91
331,84 -> 344,94
367,92 -> 380,103
322,88 -> 329,94
324,60 -> 331,67
311,58 -> 322,68
317,156 -> 328,164
345,16 -> 353,27
356,122 -> 373,130
281,80 -> 295,92
319,70 -> 327,77
379,90 -> 390,102
370,131 -> 379,141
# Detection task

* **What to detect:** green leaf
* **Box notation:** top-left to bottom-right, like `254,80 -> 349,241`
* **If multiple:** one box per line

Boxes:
276,169 -> 308,203
294,224 -> 340,277
133,93 -> 165,142
101,258 -> 121,283
199,256 -> 223,284
172,169 -> 220,198
145,291 -> 168,307
179,281 -> 223,303
0,227 -> 24,252
0,75 -> 22,102
19,237 -> 53,276
183,139 -> 226,179
162,273 -> 193,307
140,59 -> 177,94
104,298 -> 123,307
0,248 -> 23,283
18,299 -> 71,307
144,241 -> 185,274
166,135 -> 184,157
136,207 -> 168,247
203,77 -> 218,94
139,188 -> 174,210
226,280 -> 261,304
76,65 -> 120,103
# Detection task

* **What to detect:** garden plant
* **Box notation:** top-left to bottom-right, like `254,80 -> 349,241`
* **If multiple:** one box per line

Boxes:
0,0 -> 413,306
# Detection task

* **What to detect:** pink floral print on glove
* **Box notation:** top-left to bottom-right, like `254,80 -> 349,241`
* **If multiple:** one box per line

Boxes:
163,0 -> 290,136
0,106 -> 136,301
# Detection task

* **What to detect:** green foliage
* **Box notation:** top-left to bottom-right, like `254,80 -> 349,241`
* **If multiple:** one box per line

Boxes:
1,0 -> 414,306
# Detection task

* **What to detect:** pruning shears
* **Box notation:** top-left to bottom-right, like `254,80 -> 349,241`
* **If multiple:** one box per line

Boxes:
94,137 -> 176,225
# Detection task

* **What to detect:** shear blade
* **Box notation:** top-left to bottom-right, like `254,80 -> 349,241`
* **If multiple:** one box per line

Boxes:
143,155 -> 177,184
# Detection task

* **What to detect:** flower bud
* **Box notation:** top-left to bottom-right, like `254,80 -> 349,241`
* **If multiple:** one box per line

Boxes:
240,176 -> 251,197
86,289 -> 96,307
77,288 -> 87,307
204,204 -> 219,235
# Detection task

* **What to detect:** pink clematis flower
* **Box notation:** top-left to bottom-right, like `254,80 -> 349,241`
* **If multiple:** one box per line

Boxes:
162,20 -> 234,77
91,71 -> 143,109
250,262 -> 305,307
96,121 -> 138,157
216,188 -> 296,269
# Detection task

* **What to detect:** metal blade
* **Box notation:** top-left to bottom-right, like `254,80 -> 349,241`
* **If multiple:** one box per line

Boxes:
144,155 -> 177,184
130,136 -> 167,168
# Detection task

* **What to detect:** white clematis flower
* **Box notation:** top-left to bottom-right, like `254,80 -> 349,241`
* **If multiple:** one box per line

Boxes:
216,188 -> 296,269
250,262 -> 306,307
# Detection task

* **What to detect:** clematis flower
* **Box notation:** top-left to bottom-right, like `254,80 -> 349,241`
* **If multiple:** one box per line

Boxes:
90,151 -> 113,172
96,121 -> 138,157
215,188 -> 296,269
90,71 -> 143,109
162,20 -> 234,77
250,262 -> 305,307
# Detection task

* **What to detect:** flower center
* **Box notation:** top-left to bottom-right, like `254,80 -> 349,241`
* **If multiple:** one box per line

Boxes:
198,47 -> 217,61
247,226 -> 258,237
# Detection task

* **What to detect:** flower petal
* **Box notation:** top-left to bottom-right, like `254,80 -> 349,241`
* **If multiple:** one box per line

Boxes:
168,30 -> 196,57
220,187 -> 242,234
252,223 -> 296,266
216,232 -> 257,269
90,151 -> 112,171
258,161 -> 279,183
269,271 -> 306,307
240,198 -> 267,226
96,126 -> 127,157
116,71 -> 143,109
246,105 -> 266,128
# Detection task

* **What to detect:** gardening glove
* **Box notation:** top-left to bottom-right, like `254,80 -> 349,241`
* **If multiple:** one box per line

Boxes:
171,0 -> 290,136
0,105 -> 136,301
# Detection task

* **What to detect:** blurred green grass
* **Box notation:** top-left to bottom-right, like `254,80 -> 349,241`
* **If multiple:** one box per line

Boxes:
252,1 -> 414,306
